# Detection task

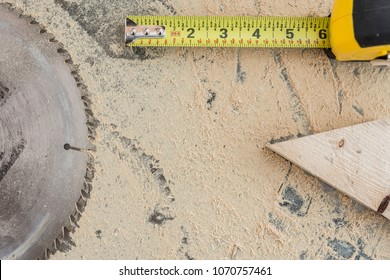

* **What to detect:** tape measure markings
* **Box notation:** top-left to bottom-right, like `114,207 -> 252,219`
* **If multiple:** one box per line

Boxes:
126,16 -> 330,48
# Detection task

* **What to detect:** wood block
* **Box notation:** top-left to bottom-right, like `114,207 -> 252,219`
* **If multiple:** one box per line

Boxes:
267,119 -> 390,220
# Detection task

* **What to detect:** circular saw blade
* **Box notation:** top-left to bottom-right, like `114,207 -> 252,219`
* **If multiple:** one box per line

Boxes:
0,5 -> 91,259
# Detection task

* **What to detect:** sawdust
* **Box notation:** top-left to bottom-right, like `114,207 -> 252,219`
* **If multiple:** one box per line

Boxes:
3,0 -> 390,259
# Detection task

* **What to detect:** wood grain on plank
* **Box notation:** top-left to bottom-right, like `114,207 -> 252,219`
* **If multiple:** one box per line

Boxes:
267,119 -> 390,220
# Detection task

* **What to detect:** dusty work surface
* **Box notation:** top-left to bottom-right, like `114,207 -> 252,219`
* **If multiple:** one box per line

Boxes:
4,0 -> 390,259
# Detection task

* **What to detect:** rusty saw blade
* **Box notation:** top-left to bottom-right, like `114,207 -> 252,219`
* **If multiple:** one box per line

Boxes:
0,4 -> 94,259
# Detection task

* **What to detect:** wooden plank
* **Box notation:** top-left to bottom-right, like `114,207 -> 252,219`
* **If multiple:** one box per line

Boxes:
267,119 -> 390,220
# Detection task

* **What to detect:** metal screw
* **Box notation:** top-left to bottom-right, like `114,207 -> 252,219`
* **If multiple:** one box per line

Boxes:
130,28 -> 137,36
144,28 -> 150,35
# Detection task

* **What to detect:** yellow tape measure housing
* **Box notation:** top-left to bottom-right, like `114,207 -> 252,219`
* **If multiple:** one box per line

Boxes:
126,16 -> 330,48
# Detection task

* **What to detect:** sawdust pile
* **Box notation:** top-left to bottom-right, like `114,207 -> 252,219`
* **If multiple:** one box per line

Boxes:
4,0 -> 390,259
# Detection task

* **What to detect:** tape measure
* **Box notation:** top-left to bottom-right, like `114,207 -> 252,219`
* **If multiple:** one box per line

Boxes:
125,0 -> 390,62
125,16 -> 330,49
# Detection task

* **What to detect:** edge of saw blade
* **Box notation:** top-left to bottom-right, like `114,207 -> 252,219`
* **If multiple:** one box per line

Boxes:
0,3 -> 98,259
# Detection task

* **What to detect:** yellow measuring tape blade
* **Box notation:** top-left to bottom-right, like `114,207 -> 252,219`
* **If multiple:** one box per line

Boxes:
126,16 -> 330,48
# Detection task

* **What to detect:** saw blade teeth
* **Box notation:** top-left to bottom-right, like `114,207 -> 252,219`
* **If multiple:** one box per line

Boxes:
53,239 -> 58,251
44,249 -> 49,260
70,215 -> 79,228
84,181 -> 93,193
61,227 -> 66,239
63,227 -> 71,240
82,96 -> 92,106
77,82 -> 85,88
57,47 -> 68,54
0,3 -> 97,259
81,189 -> 89,200
65,57 -> 73,64
76,199 -> 86,213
